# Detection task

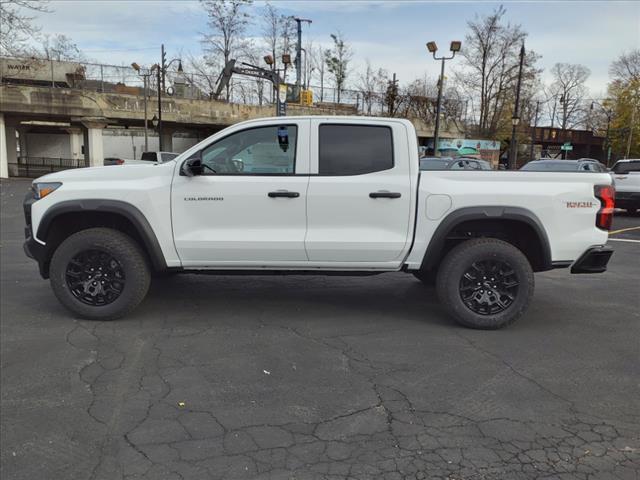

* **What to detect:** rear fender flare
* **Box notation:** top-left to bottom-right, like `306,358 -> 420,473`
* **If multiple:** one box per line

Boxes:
420,206 -> 552,272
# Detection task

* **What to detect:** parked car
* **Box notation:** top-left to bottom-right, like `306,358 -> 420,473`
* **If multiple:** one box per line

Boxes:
103,157 -> 126,166
520,159 -> 608,172
610,159 -> 640,214
23,116 -> 614,329
106,151 -> 180,165
420,157 -> 491,170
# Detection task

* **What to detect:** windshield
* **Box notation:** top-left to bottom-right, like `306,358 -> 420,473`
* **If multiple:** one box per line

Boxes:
521,162 -> 578,171
612,161 -> 640,174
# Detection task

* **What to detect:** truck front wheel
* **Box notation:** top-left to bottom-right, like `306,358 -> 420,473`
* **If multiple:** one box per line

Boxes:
436,238 -> 534,329
49,228 -> 151,320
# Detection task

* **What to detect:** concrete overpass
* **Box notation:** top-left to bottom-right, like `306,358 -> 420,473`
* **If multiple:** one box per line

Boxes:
0,84 -> 461,177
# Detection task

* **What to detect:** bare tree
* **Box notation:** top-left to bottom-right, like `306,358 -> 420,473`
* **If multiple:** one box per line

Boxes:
456,6 -> 540,138
260,3 -> 296,99
41,33 -> 83,61
549,63 -> 590,129
401,75 -> 464,127
200,0 -> 253,100
243,45 -> 267,105
324,32 -> 352,103
185,53 -> 220,98
357,60 -> 387,114
311,45 -> 326,102
610,49 -> 640,84
0,0 -> 50,56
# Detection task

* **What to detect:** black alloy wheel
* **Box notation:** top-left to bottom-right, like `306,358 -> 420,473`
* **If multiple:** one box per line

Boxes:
65,249 -> 125,306
459,259 -> 519,315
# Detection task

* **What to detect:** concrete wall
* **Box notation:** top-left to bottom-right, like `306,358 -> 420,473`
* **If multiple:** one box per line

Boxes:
25,133 -> 71,158
102,130 -> 202,159
16,129 -> 203,163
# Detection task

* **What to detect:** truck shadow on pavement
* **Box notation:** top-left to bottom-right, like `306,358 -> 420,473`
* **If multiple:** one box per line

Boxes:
142,273 -> 452,329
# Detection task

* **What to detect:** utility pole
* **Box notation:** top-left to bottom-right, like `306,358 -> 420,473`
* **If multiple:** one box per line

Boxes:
387,73 -> 398,116
293,17 -> 312,99
508,43 -> 525,170
605,112 -> 612,165
626,104 -> 636,159
529,100 -> 540,162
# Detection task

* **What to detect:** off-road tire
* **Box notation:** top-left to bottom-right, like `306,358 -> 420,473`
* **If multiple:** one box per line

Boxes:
436,238 -> 534,329
49,228 -> 151,320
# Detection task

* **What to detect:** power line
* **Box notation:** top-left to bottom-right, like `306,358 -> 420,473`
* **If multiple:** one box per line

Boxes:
81,47 -> 158,53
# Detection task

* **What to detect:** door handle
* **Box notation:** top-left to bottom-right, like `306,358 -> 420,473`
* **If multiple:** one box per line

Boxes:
369,191 -> 401,199
268,190 -> 300,198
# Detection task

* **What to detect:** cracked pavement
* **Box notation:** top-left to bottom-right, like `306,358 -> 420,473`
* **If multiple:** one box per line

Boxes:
1,178 -> 639,479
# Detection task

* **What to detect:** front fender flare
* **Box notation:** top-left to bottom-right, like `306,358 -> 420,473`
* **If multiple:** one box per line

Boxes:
36,199 -> 168,271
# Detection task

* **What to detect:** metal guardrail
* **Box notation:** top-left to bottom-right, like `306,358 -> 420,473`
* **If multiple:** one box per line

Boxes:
9,156 -> 89,178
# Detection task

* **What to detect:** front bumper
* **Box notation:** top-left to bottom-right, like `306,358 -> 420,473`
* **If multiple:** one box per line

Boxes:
571,246 -> 614,274
23,192 -> 49,278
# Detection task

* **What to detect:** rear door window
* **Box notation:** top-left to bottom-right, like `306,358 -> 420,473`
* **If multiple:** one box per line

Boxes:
612,161 -> 640,174
319,124 -> 393,175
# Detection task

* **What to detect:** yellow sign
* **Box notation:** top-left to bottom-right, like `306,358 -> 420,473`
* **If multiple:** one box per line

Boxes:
300,89 -> 313,106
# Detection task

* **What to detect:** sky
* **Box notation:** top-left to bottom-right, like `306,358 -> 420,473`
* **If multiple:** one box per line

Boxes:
26,0 -> 640,98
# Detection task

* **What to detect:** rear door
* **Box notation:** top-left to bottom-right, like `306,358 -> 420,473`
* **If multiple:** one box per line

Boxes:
305,120 -> 413,264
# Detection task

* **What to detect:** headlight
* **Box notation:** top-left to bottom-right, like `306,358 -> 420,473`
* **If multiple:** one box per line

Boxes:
32,182 -> 62,200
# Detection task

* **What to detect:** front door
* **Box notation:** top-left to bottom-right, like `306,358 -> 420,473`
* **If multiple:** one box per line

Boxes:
171,120 -> 310,267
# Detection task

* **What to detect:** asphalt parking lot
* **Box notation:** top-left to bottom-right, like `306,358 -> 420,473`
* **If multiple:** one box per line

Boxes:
1,178 -> 639,480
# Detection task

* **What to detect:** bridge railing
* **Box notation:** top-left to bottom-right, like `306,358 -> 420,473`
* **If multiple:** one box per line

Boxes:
9,156 -> 89,178
1,56 -> 382,112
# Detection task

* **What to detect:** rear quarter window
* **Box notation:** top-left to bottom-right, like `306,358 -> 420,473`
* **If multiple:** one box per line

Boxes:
319,124 -> 393,175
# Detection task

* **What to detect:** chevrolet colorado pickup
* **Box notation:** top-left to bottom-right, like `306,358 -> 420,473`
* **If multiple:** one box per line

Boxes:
23,117 -> 615,329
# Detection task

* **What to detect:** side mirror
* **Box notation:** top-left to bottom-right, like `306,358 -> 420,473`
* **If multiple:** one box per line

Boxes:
181,153 -> 203,176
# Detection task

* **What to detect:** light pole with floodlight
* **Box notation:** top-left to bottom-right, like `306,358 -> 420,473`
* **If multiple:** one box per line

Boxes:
426,40 -> 461,157
131,62 -> 159,153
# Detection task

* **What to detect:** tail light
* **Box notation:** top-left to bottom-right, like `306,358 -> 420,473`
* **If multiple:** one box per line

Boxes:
594,184 -> 615,230
116,159 -> 125,165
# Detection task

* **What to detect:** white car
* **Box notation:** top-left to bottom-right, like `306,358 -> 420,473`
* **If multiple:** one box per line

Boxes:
610,159 -> 640,214
23,117 -> 614,329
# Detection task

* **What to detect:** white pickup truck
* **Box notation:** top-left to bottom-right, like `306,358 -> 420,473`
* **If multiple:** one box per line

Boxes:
23,117 -> 615,329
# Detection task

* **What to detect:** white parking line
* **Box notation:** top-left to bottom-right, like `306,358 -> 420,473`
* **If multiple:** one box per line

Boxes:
608,238 -> 640,243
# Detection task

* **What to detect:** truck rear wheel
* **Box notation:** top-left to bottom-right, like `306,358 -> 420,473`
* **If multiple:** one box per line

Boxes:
436,238 -> 534,329
49,228 -> 151,320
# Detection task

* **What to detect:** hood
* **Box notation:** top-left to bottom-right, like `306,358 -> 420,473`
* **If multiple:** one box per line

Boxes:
33,162 -> 176,184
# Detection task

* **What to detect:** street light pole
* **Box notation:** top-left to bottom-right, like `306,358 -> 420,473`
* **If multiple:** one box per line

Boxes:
157,62 -> 163,151
143,75 -> 148,151
426,40 -> 461,157
508,43 -> 525,170
132,62 -> 159,154
434,58 -> 445,157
